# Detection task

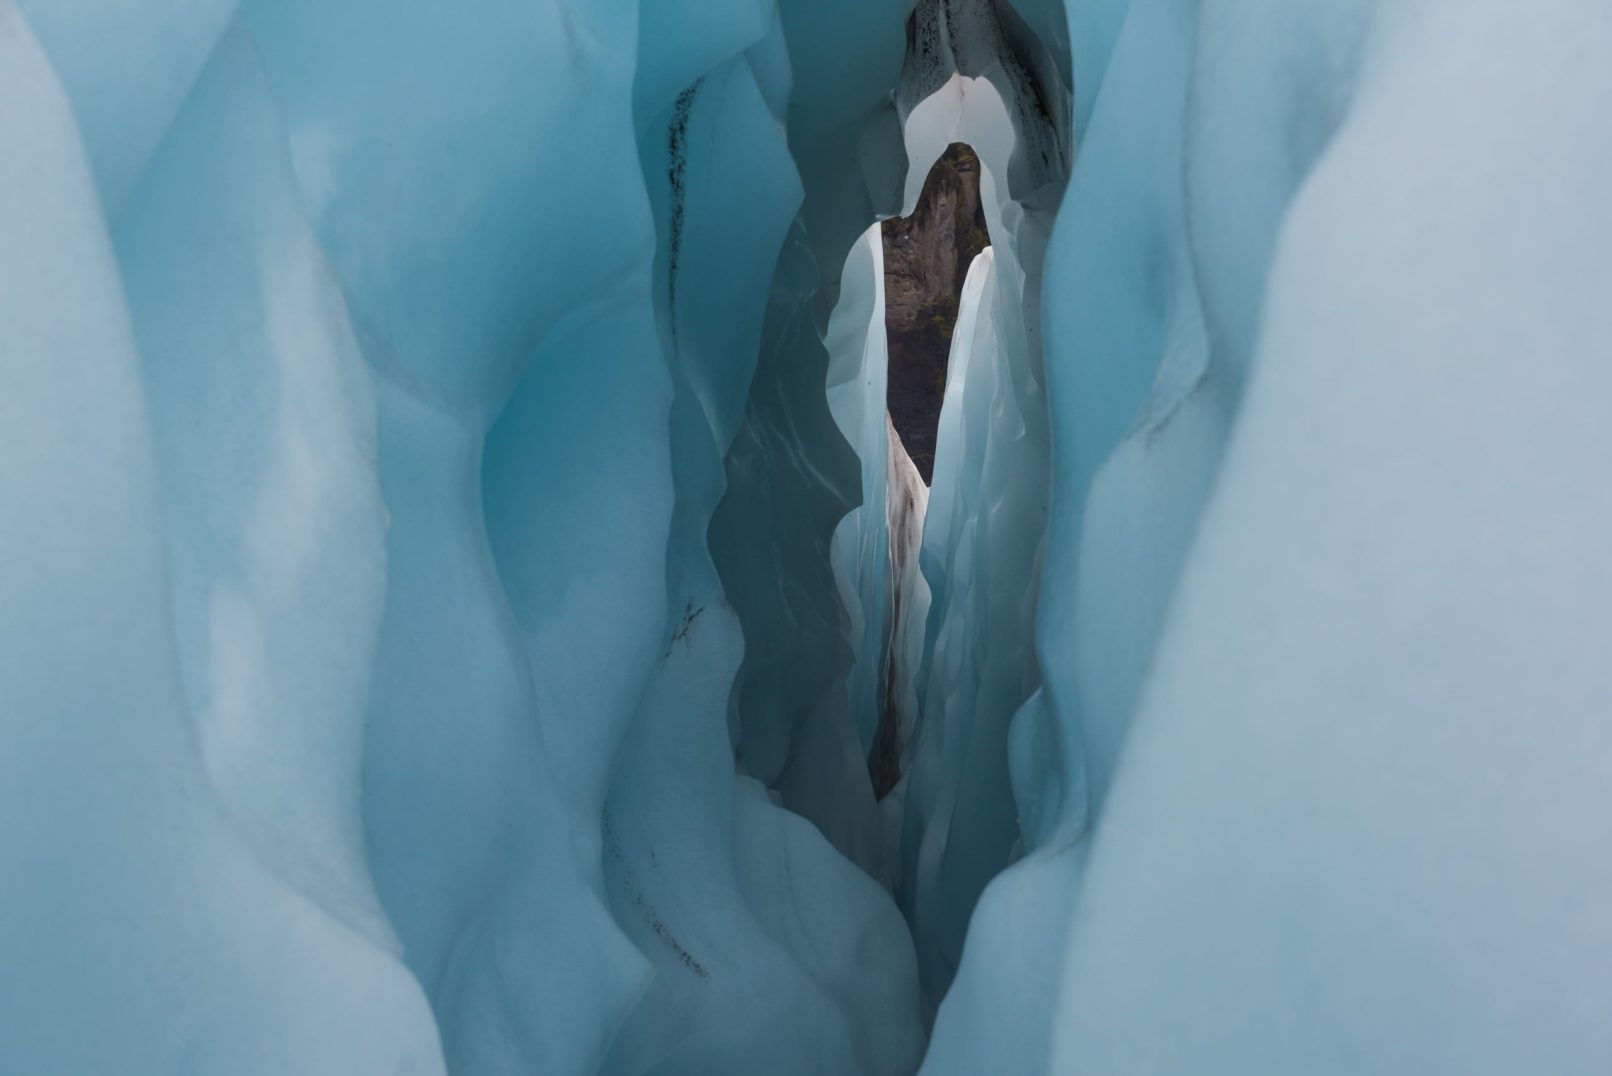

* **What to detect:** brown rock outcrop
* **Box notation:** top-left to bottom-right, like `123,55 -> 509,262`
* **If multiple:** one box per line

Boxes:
881,143 -> 990,483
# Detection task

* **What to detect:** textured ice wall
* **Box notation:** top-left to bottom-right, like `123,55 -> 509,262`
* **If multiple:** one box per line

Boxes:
742,0 -> 1078,1024
1,1 -> 923,1073
594,9 -> 922,1071
826,228 -> 894,759
713,0 -> 920,885
820,223 -> 934,889
912,0 -> 1207,1066
875,0 -> 1072,1019
908,0 -> 1612,1072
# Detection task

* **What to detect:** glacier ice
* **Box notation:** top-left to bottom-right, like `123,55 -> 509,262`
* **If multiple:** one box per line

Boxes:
0,9 -> 444,1073
4,0 -> 1612,1073
1044,3 -> 1612,1073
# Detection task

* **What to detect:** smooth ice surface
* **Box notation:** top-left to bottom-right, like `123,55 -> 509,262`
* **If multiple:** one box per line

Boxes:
0,8 -> 444,1072
1047,3 -> 1612,1073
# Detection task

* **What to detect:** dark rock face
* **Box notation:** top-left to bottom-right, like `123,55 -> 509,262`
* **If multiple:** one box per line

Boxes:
881,143 -> 990,484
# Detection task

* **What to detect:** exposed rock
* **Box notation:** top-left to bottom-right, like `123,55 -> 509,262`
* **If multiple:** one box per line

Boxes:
881,143 -> 990,483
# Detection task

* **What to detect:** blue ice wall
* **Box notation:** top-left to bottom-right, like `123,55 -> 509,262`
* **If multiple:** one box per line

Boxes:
6,1 -> 1612,1074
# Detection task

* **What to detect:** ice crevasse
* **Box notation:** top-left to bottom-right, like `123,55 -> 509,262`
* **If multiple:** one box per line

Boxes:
2,0 -> 1610,1074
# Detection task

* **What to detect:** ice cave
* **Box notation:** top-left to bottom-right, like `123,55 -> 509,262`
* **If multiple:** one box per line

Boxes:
4,0 -> 1611,1073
